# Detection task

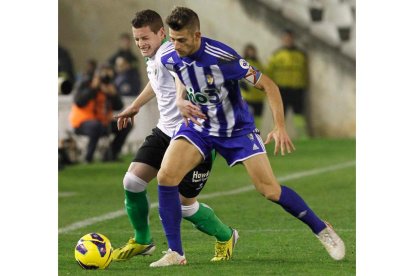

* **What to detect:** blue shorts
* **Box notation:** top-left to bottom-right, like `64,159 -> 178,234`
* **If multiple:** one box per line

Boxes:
172,124 -> 266,167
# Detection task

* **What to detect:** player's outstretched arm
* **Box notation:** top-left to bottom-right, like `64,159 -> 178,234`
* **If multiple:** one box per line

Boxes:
254,74 -> 295,156
174,77 -> 207,126
114,81 -> 156,130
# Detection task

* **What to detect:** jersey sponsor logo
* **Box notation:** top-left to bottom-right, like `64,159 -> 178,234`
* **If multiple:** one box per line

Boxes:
239,59 -> 250,69
206,74 -> 214,85
192,170 -> 210,183
187,87 -> 221,105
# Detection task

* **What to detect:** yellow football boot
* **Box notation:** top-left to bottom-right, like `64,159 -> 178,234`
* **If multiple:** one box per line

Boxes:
211,229 -> 239,261
112,238 -> 155,261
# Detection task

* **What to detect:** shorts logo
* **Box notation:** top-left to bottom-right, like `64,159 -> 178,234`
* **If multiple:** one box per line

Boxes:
192,170 -> 210,183
239,59 -> 250,69
248,133 -> 260,150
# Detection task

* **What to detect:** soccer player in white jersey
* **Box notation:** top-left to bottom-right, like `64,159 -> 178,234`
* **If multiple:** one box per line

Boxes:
112,9 -> 238,263
149,7 -> 345,267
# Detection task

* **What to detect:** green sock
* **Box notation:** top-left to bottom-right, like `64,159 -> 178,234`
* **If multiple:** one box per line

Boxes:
184,203 -> 232,242
124,190 -> 152,244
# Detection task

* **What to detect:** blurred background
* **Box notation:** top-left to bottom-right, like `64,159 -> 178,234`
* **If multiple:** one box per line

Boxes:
58,0 -> 355,167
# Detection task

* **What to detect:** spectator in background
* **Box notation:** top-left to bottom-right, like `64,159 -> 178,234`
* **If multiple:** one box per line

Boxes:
69,64 -> 132,163
267,29 -> 308,138
267,29 -> 308,116
108,33 -> 140,74
114,56 -> 141,97
77,58 -> 97,83
240,44 -> 266,118
58,45 -> 76,94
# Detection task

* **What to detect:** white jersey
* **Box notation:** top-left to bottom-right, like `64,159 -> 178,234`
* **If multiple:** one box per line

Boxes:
146,41 -> 182,137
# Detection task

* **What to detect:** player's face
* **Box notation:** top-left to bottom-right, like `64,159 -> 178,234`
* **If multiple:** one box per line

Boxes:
132,26 -> 165,58
169,28 -> 201,57
282,33 -> 294,47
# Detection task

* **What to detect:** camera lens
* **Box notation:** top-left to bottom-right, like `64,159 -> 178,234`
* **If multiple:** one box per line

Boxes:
100,75 -> 112,84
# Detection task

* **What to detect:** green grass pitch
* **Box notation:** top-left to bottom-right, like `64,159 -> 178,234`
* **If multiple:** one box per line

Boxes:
59,138 -> 356,275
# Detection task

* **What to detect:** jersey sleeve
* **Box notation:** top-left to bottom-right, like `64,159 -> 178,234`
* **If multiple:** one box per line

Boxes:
243,63 -> 262,86
221,58 -> 262,85
217,46 -> 262,85
160,48 -> 179,72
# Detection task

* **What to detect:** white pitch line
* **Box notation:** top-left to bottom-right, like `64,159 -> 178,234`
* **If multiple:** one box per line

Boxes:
58,192 -> 77,198
58,161 -> 355,234
130,228 -> 355,233
98,228 -> 354,235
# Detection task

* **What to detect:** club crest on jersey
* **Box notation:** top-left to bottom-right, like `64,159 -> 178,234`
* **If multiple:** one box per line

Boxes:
239,59 -> 250,69
206,74 -> 214,85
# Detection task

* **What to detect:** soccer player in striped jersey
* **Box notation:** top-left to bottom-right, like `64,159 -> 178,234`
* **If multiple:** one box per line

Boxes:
112,9 -> 237,264
150,7 -> 345,267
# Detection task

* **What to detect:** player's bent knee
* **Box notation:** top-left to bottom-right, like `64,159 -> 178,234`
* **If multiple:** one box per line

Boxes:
263,191 -> 280,202
157,168 -> 180,186
260,185 -> 282,201
254,179 -> 282,201
123,172 -> 148,193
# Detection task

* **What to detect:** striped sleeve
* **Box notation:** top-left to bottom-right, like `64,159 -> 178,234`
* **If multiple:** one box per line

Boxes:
205,41 -> 250,81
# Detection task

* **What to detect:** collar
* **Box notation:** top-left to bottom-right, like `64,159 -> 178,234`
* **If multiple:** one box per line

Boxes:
145,38 -> 169,62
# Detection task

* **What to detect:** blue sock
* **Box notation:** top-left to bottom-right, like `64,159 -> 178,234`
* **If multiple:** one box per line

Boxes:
276,186 -> 326,234
158,185 -> 183,255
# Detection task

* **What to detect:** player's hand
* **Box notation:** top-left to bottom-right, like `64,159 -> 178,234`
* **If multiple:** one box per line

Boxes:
176,99 -> 207,126
264,128 -> 295,156
114,105 -> 139,130
91,75 -> 100,89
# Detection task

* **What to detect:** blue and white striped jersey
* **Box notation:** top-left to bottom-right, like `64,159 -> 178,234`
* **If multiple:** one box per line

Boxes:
161,37 -> 262,137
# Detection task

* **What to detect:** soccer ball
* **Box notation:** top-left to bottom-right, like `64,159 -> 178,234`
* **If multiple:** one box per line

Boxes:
74,232 -> 113,269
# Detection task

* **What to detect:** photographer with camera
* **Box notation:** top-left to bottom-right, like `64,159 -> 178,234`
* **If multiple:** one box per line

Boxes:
69,63 -> 132,163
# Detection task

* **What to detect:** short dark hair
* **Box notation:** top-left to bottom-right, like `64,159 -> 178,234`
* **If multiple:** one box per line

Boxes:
131,10 -> 164,33
166,7 -> 200,32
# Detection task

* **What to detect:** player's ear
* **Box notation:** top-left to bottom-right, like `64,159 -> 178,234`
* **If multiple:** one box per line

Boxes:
158,27 -> 166,37
194,31 -> 201,40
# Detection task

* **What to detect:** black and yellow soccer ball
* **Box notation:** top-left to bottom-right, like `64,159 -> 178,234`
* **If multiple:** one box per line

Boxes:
74,233 -> 113,269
